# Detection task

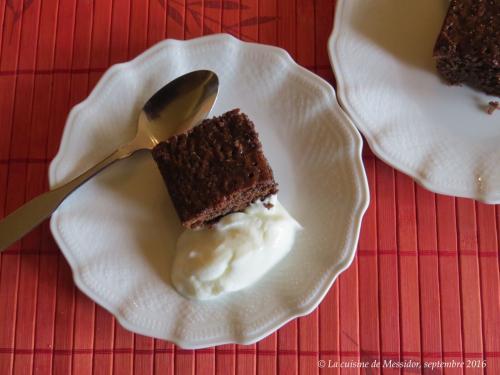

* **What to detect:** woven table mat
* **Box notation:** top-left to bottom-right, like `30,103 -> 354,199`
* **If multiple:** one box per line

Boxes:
0,0 -> 499,374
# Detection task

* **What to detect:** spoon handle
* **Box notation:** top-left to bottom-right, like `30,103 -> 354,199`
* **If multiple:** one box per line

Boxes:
0,147 -> 133,252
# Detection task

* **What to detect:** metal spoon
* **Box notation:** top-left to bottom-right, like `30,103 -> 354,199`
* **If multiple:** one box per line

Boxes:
0,70 -> 219,251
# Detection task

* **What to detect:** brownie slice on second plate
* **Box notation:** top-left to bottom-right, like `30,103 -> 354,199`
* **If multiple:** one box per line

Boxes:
433,0 -> 499,96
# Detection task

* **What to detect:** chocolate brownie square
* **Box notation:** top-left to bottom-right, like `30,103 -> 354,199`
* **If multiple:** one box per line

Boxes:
152,109 -> 278,228
433,0 -> 499,96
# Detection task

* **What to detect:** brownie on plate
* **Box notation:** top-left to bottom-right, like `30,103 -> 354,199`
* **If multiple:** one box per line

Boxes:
433,0 -> 499,96
152,109 -> 278,228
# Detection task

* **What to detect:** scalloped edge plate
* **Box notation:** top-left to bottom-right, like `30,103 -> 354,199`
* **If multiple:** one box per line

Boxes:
329,0 -> 500,203
49,34 -> 369,348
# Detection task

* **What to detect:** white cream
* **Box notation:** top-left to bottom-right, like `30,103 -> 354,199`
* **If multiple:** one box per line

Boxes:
171,195 -> 301,300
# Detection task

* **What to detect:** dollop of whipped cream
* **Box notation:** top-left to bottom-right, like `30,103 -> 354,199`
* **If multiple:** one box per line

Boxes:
171,195 -> 301,300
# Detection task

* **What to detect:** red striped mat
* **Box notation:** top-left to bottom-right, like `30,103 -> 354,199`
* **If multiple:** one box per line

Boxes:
0,0 -> 498,374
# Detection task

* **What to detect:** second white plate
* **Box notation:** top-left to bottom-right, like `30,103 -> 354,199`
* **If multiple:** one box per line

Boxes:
329,0 -> 500,203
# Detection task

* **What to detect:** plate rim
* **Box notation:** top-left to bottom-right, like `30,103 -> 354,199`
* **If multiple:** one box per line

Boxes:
49,33 -> 370,349
328,0 -> 500,204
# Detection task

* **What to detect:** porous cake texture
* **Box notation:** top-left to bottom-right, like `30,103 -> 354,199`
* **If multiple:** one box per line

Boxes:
433,0 -> 499,96
152,109 -> 278,228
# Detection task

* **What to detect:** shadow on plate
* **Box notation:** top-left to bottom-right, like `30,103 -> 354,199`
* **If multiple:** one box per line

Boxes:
349,0 -> 448,74
94,149 -> 182,287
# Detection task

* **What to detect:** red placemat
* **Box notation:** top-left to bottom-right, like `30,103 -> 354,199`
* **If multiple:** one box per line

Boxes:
0,0 -> 499,374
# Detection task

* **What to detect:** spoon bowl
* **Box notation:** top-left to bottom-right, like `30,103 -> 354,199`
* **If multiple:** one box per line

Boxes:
135,70 -> 218,150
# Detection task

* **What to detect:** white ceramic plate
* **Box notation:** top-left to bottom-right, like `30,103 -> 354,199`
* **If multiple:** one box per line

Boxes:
49,34 -> 369,348
329,0 -> 500,203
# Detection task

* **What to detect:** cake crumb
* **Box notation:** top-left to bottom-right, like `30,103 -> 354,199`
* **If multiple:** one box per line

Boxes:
487,101 -> 499,114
